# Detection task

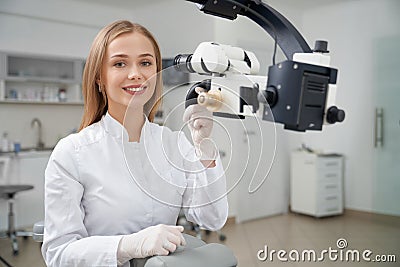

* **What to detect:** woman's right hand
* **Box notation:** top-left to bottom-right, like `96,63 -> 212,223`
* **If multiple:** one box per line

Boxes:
117,224 -> 186,264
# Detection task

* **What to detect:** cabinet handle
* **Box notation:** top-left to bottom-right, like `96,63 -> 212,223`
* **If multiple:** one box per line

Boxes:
325,196 -> 338,200
325,184 -> 337,189
325,173 -> 338,178
325,207 -> 339,212
374,108 -> 384,147
325,162 -> 338,167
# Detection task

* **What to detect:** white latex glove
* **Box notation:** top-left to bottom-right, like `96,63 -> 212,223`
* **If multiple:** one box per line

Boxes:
117,224 -> 186,265
183,103 -> 218,160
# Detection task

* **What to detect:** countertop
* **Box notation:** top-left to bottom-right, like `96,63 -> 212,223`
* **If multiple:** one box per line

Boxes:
0,148 -> 53,158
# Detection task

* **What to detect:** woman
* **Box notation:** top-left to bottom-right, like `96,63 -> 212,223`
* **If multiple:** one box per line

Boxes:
42,20 -> 228,266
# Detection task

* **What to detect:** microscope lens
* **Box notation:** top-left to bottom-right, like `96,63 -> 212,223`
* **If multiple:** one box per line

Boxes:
174,54 -> 195,73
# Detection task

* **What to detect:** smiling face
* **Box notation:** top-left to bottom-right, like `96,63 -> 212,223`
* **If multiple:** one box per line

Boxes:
101,31 -> 157,119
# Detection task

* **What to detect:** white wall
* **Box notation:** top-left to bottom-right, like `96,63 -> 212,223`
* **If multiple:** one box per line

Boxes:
0,0 -> 132,57
126,0 -> 217,58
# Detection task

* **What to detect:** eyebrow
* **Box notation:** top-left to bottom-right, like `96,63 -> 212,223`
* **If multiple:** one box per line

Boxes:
110,53 -> 154,58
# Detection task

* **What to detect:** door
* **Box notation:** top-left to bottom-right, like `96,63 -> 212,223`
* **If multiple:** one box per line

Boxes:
372,35 -> 400,216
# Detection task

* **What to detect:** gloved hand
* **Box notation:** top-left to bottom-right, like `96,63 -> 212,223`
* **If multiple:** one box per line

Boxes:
183,99 -> 218,160
117,224 -> 186,265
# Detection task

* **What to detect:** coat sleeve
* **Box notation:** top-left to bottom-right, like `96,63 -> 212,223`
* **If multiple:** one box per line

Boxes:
177,132 -> 228,231
41,137 -> 122,267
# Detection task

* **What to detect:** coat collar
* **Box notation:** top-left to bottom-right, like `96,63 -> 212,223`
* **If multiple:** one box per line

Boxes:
102,111 -> 150,142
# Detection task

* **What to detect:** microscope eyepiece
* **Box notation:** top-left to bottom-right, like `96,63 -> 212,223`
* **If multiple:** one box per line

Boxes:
174,54 -> 196,73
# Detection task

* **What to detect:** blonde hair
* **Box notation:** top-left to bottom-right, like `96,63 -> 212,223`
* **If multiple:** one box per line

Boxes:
79,20 -> 163,131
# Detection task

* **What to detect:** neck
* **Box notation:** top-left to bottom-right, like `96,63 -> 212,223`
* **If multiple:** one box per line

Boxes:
108,104 -> 145,142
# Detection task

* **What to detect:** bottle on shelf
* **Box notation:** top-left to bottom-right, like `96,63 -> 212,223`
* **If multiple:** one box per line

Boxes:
1,132 -> 10,152
13,140 -> 21,154
58,88 -> 67,102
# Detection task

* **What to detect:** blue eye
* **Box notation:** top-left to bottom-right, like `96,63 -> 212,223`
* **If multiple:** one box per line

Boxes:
114,62 -> 126,67
141,61 -> 152,67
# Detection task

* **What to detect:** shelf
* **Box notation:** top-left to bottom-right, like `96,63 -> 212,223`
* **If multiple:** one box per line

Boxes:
4,75 -> 77,84
0,51 -> 84,107
0,100 -> 83,105
1,149 -> 53,158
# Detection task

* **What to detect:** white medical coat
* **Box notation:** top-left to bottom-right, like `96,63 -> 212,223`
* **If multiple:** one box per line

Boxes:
42,112 -> 228,267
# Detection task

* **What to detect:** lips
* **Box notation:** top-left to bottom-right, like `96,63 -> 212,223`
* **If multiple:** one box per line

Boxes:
122,84 -> 147,95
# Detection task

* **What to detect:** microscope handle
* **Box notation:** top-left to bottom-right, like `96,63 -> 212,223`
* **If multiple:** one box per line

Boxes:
184,79 -> 211,108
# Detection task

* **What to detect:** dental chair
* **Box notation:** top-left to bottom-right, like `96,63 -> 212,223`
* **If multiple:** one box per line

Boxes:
33,221 -> 237,267
177,209 -> 226,241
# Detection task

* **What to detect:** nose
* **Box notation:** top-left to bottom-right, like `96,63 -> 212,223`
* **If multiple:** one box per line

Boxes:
128,65 -> 143,80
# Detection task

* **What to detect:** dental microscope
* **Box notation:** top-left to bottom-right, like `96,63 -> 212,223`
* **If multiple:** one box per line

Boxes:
175,0 -> 345,132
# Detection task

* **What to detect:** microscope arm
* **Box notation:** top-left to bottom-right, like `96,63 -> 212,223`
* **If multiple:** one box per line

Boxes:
185,0 -> 312,59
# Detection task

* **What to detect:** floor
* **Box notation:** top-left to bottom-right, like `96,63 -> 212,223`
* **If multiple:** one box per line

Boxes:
0,211 -> 399,267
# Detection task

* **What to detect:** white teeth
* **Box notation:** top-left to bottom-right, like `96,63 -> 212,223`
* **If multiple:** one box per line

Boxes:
124,86 -> 146,92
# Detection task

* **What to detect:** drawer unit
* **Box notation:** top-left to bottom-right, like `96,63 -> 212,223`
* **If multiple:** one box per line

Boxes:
290,151 -> 343,217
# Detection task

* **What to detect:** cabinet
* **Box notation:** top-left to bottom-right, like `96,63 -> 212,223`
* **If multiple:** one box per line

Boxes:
290,151 -> 343,217
0,52 -> 84,105
0,151 -> 50,230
